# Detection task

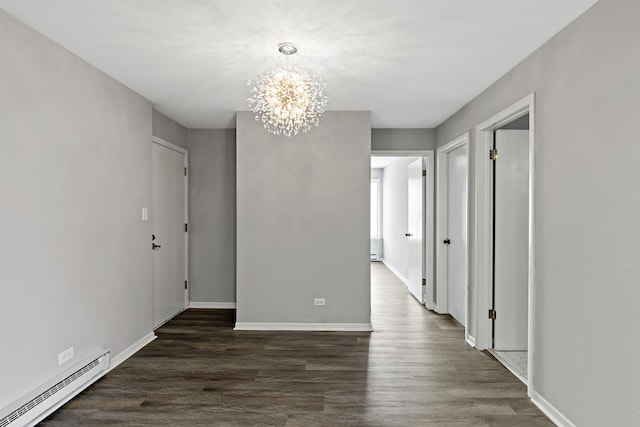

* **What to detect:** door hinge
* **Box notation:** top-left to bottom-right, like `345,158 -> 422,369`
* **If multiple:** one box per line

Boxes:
488,309 -> 497,320
185,223 -> 188,232
422,170 -> 426,177
422,278 -> 426,286
489,149 -> 498,160
185,280 -> 188,290
184,167 -> 188,176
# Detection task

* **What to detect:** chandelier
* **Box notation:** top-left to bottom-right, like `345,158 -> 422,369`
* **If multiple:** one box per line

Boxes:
248,42 -> 328,137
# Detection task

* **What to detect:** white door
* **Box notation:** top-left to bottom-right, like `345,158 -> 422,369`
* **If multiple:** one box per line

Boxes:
493,130 -> 529,350
407,159 -> 424,303
445,144 -> 468,326
152,142 -> 186,328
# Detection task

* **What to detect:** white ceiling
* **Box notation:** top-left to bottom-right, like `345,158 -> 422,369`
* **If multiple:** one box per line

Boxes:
0,0 -> 598,129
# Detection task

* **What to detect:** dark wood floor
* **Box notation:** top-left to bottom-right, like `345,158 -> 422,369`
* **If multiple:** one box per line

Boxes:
41,263 -> 552,426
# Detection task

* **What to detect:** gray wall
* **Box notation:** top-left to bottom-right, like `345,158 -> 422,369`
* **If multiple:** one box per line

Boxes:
436,0 -> 640,425
381,158 -> 418,280
372,128 -> 435,151
187,129 -> 236,303
0,10 -> 153,410
152,109 -> 188,149
236,111 -> 371,325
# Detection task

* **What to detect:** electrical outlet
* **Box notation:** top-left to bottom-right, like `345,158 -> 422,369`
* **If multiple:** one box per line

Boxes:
141,208 -> 148,221
314,298 -> 326,306
58,347 -> 74,366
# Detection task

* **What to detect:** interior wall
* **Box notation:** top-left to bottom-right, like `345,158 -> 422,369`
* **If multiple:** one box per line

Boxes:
435,0 -> 640,425
152,109 -> 188,149
372,129 -> 435,151
0,9 -> 153,410
236,111 -> 371,326
187,129 -> 236,304
381,157 -> 418,281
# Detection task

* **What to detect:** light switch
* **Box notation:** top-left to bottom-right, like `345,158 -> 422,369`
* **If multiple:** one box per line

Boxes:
141,208 -> 148,221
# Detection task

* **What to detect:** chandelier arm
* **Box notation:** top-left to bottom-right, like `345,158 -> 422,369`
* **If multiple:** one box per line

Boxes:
247,44 -> 328,137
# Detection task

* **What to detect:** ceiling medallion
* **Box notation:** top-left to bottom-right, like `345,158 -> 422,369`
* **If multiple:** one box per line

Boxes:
248,42 -> 328,137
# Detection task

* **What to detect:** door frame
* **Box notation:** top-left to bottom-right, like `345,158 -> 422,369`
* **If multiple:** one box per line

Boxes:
472,93 -> 535,395
436,132 -> 470,341
151,136 -> 189,310
371,150 -> 435,310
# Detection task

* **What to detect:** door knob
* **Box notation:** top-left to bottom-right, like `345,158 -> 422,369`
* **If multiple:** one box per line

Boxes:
443,239 -> 451,244
152,243 -> 162,250
405,233 -> 412,237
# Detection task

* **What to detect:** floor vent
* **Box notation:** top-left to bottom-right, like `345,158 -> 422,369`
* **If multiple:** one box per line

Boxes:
0,351 -> 110,427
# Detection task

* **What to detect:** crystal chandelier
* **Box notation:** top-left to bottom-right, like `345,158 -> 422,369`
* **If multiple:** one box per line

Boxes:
248,43 -> 328,137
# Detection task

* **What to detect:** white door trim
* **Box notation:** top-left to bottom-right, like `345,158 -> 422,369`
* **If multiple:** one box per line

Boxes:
371,150 -> 435,310
436,133 -> 470,336
472,93 -> 535,397
151,136 -> 189,309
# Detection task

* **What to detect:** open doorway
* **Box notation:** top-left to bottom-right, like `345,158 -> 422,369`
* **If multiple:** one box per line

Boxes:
491,115 -> 530,383
370,151 -> 435,309
472,94 -> 535,391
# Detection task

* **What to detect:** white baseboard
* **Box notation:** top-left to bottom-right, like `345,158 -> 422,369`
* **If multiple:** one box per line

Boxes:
465,334 -> 476,348
381,259 -> 410,287
234,322 -> 373,332
189,302 -> 237,309
109,332 -> 156,372
531,391 -> 576,427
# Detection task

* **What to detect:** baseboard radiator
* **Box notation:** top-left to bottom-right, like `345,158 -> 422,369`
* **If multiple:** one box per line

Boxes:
0,350 -> 111,427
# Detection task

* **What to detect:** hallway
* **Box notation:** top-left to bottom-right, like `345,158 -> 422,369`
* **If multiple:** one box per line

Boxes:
41,263 -> 551,426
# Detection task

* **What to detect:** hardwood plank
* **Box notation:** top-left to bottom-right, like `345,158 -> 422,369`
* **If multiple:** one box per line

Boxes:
40,263 -> 551,426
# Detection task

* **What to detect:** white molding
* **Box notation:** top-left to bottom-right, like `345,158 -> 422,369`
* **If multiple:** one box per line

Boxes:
109,332 -> 156,371
465,334 -> 476,348
234,322 -> 373,331
531,391 -> 577,427
381,259 -> 410,288
423,151 -> 435,311
436,132 -> 470,317
184,149 -> 190,308
151,135 -> 187,154
189,302 -> 237,309
372,150 -> 435,312
438,133 -> 470,153
473,93 -> 536,398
